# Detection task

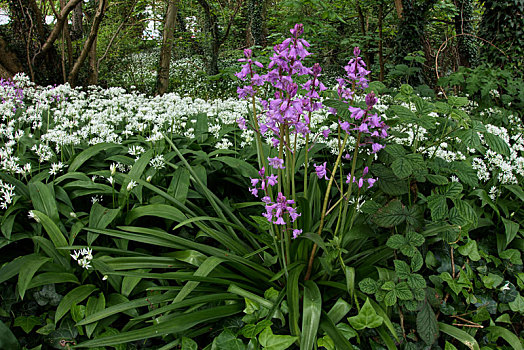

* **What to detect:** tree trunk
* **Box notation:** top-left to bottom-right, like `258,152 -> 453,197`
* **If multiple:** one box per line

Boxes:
0,36 -> 24,79
71,1 -> 83,40
156,0 -> 180,95
87,35 -> 98,85
394,0 -> 403,18
247,0 -> 267,47
453,0 -> 476,68
355,0 -> 372,72
68,0 -> 107,86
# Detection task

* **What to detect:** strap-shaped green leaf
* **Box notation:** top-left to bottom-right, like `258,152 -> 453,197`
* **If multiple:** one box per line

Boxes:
301,280 -> 322,350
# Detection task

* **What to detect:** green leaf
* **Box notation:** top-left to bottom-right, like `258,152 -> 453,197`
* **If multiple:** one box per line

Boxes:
85,293 -> 105,338
168,168 -> 190,204
407,274 -> 426,290
438,323 -> 480,350
70,304 -> 86,323
287,264 -> 304,338
359,278 -> 379,294
75,304 -> 243,348
406,231 -> 424,247
240,319 -> 272,339
417,300 -> 438,345
0,320 -> 20,349
386,235 -> 405,250
486,326 -> 522,350
319,313 -> 353,350
327,298 -> 351,325
258,327 -> 297,350
508,294 -> 524,313
385,144 -> 406,158
426,174 -> 449,185
500,249 -> 523,265
384,291 -> 397,306
29,182 -> 59,223
301,280 -> 322,350
348,298 -> 383,330
69,143 -> 123,172
451,162 -> 478,187
504,185 -> 524,202
391,157 -> 413,179
89,203 -> 120,229
373,200 -> 406,228
457,240 -> 481,261
394,260 -> 410,279
395,282 -> 413,300
211,329 -> 246,350
483,132 -> 510,157
31,211 -> 68,255
427,195 -> 448,221
14,315 -> 42,334
17,255 -> 51,299
126,204 -> 187,225
28,272 -> 79,289
502,218 -> 520,249
214,156 -> 258,179
55,285 -> 97,324
182,337 -> 198,350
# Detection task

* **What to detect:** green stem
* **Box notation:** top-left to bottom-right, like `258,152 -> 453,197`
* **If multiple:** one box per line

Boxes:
304,133 -> 349,280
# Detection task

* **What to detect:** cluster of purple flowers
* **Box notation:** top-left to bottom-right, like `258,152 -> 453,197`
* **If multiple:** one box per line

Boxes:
0,78 -> 24,113
249,166 -> 278,197
262,192 -> 301,226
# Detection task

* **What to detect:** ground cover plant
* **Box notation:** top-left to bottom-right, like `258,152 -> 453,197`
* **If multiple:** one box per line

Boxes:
0,23 -> 523,350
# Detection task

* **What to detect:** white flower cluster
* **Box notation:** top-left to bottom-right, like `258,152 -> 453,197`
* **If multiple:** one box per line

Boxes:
0,179 -> 15,209
70,247 -> 93,269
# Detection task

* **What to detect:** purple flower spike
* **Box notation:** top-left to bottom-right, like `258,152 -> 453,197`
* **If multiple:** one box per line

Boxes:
268,156 -> 285,169
293,229 -> 303,239
354,47 -> 361,56
314,162 -> 328,180
365,92 -> 377,108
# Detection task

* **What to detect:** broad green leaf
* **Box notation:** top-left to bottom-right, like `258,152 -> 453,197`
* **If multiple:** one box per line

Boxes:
319,313 -> 352,350
75,305 -> 242,347
451,161 -> 478,187
500,249 -> 523,265
426,174 -> 448,185
89,202 -> 120,229
182,337 -> 198,350
327,298 -> 351,324
287,263 -> 304,337
69,143 -> 123,172
386,234 -> 405,249
173,256 -> 224,303
214,156 -> 258,178
385,144 -> 406,158
395,282 -> 413,300
301,280 -> 322,350
0,320 -> 20,349
417,300 -> 438,345
486,326 -> 522,350
373,200 -> 406,228
259,327 -> 297,350
504,185 -> 524,202
391,157 -> 413,179
85,293 -> 105,338
394,260 -> 410,279
483,132 -> 510,157
55,285 -> 97,323
17,255 -> 51,299
31,210 -> 68,255
28,272 -> 79,289
240,319 -> 272,339
348,298 -> 383,330
29,182 -> 59,223
359,278 -> 379,294
70,304 -> 86,322
438,323 -> 479,350
168,168 -> 190,204
125,204 -> 186,225
121,269 -> 148,297
427,195 -> 448,221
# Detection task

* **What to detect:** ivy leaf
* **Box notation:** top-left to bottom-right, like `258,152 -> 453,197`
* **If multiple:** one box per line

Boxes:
240,320 -> 272,339
417,300 -> 438,345
508,294 -> 524,313
14,316 -> 42,334
258,327 -> 297,350
457,240 -> 481,261
359,278 -> 379,294
501,218 -> 520,249
498,283 -> 518,303
481,273 -> 504,289
348,298 -> 384,330
500,249 -> 523,265
211,329 -> 246,350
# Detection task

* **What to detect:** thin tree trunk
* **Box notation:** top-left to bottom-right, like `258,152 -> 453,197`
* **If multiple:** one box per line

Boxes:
68,0 -> 107,86
36,0 -> 83,59
156,0 -> 179,95
87,35 -> 98,85
71,1 -> 83,39
394,0 -> 403,18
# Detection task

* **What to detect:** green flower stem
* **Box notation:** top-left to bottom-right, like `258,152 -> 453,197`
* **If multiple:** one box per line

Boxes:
304,133 -> 349,281
251,95 -> 267,170
303,111 -> 312,199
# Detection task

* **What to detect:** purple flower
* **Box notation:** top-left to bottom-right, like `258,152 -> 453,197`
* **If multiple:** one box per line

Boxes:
365,91 -> 377,108
267,174 -> 278,186
268,156 -> 285,169
292,229 -> 302,239
237,116 -> 247,130
322,129 -> 331,138
367,178 -> 377,188
314,162 -> 328,180
371,143 -> 385,153
339,120 -> 351,133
